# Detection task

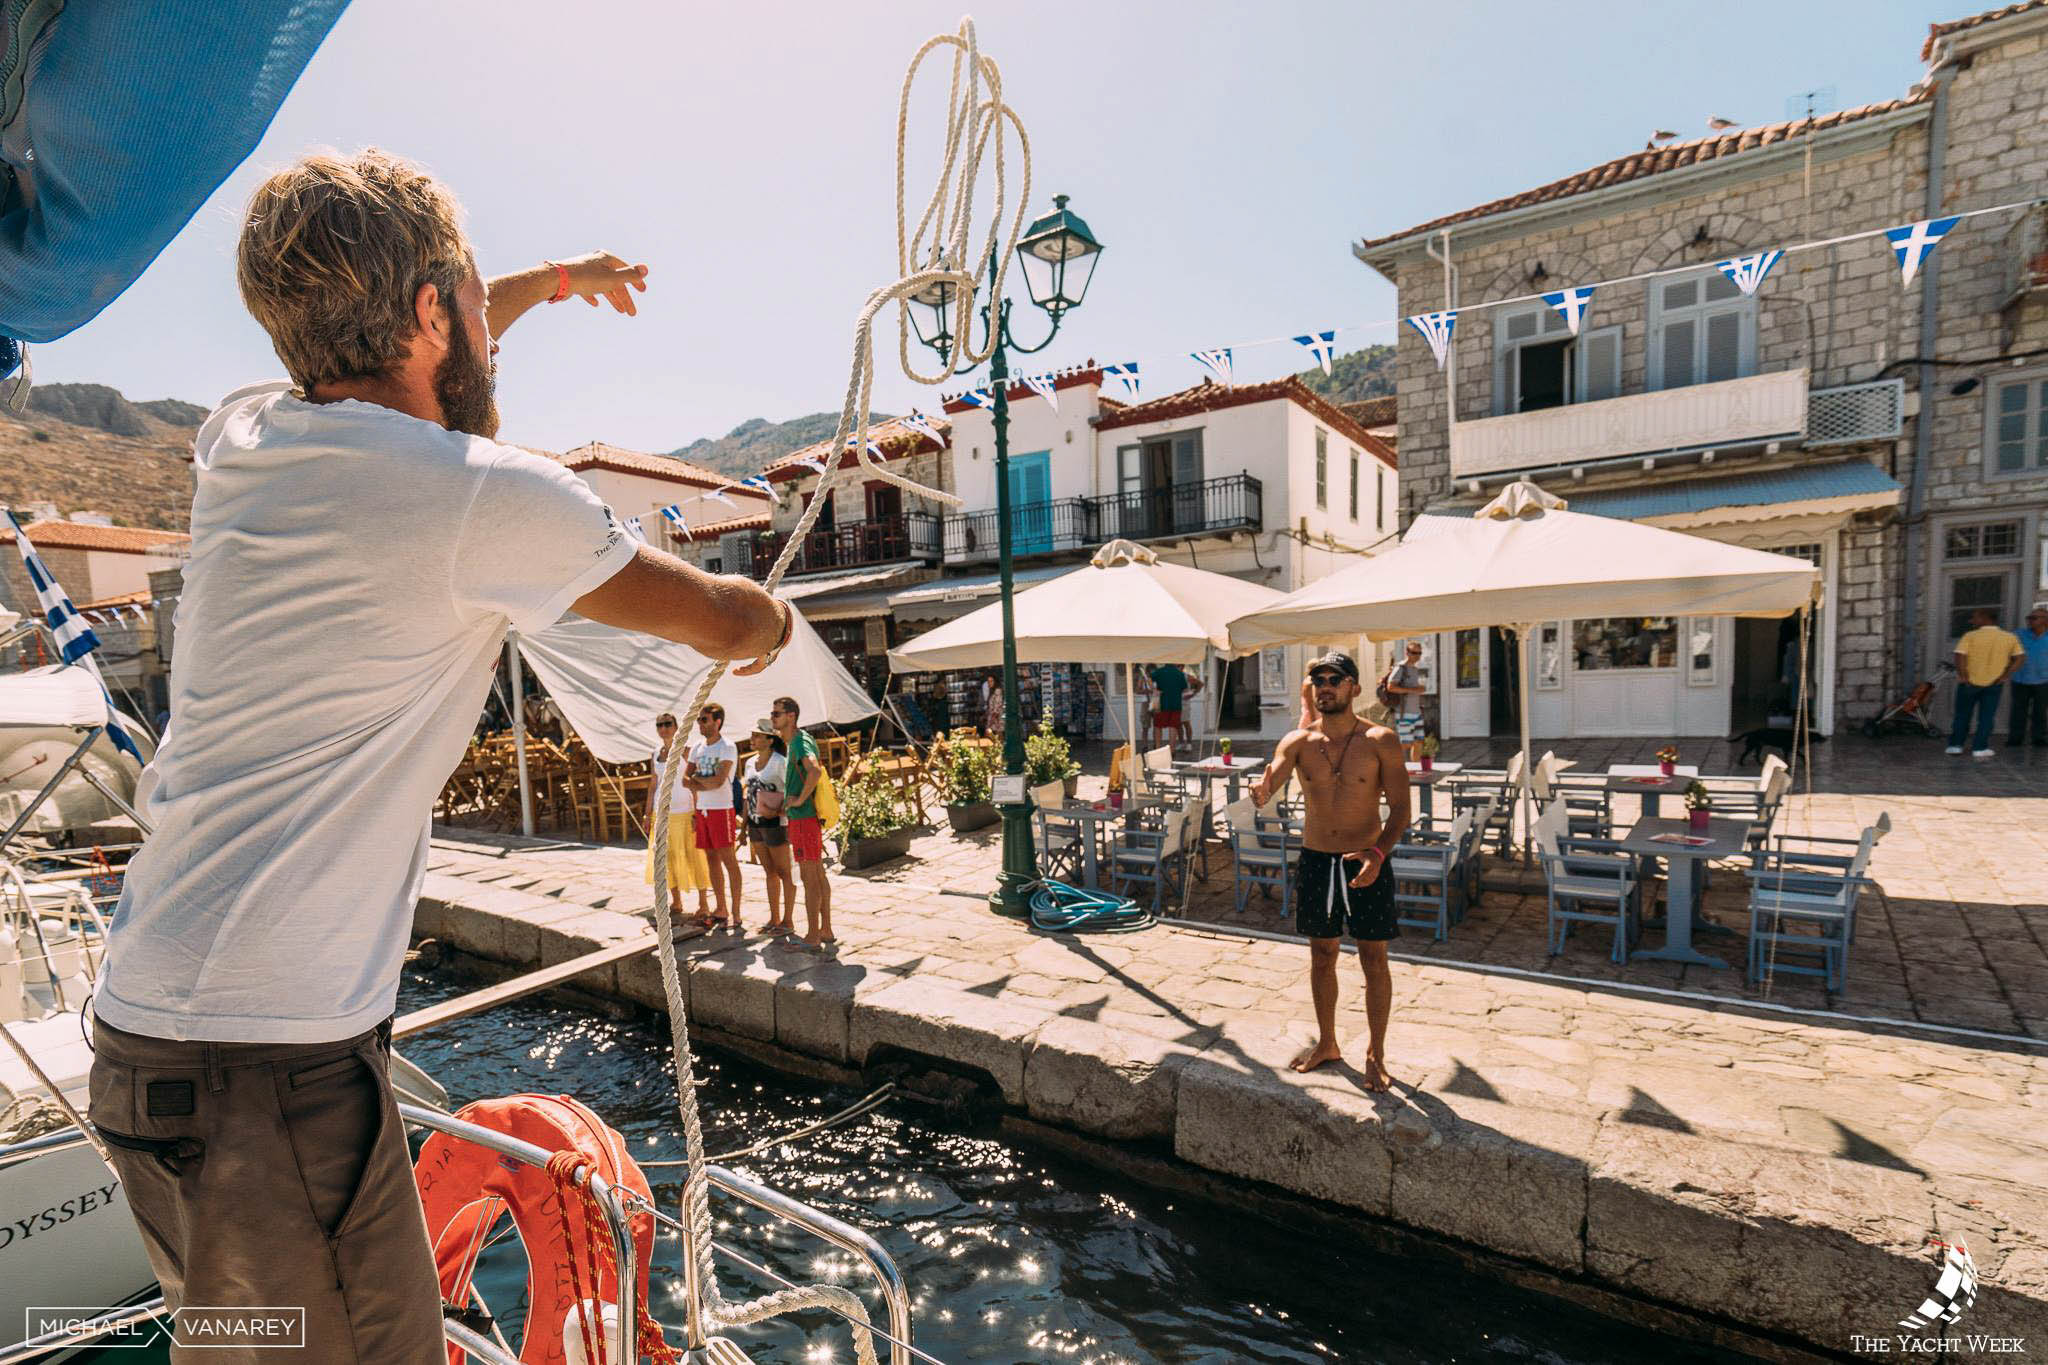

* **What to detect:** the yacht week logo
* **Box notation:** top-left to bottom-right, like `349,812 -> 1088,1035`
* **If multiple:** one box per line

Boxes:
1849,1238 -> 2028,1355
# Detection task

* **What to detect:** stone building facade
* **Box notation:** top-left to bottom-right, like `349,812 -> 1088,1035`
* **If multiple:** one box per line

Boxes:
1354,1 -> 2048,738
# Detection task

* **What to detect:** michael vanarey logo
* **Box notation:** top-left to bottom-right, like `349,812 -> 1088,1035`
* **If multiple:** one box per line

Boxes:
1849,1239 -> 2028,1356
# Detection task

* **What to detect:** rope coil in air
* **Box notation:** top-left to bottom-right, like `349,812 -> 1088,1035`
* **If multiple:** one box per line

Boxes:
640,19 -> 1034,1361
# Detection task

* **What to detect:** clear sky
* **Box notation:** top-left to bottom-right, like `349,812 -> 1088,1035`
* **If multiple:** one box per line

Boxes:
33,0 -> 1939,454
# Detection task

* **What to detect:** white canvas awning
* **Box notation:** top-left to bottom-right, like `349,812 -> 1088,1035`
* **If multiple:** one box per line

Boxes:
0,666 -> 151,832
517,609 -> 876,764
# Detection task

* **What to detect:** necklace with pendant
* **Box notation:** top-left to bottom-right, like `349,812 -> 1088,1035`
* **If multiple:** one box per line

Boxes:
1324,721 -> 1360,779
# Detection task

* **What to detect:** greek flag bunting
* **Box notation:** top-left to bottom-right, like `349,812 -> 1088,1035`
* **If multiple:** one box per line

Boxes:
1021,372 -> 1060,413
1541,287 -> 1596,335
1715,251 -> 1782,298
953,387 -> 993,409
797,452 -> 830,474
659,504 -> 691,540
737,475 -> 773,497
1886,215 -> 1961,287
1102,362 -> 1140,399
1406,310 -> 1458,370
900,409 -> 945,444
6,509 -> 97,663
623,515 -> 649,544
1294,331 -> 1339,376
1190,348 -> 1233,386
702,486 -> 738,510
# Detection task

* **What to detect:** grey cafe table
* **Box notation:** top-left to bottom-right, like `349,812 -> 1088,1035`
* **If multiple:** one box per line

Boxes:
1052,797 -> 1167,890
1404,760 -> 1462,821
1167,756 -> 1265,807
1604,764 -> 1698,820
1618,815 -> 1749,969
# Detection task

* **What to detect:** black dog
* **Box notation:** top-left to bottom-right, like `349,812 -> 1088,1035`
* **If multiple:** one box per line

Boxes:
1729,727 -> 1827,765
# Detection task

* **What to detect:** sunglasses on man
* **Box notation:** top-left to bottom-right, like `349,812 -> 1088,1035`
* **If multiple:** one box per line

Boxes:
1308,672 -> 1346,688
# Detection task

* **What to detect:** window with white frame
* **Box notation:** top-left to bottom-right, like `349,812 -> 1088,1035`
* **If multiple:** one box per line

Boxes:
1987,369 -> 2048,477
1314,428 -> 1328,510
1648,270 -> 1755,391
1940,518 -> 2025,642
1493,303 -> 1621,413
1348,450 -> 1359,521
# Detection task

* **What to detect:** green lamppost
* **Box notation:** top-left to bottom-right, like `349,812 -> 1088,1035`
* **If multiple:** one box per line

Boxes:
907,194 -> 1104,915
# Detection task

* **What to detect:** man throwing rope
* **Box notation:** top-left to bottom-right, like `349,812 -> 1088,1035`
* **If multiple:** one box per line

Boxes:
87,149 -> 789,1362
1250,651 -> 1410,1089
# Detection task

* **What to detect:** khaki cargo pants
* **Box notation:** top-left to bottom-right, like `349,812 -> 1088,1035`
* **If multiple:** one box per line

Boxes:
87,1016 -> 447,1363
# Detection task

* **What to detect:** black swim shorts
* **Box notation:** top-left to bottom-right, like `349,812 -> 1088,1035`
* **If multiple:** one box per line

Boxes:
746,819 -> 789,847
1295,847 -> 1398,942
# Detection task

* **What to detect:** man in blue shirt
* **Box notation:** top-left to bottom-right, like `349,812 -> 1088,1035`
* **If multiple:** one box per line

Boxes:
2010,605 -> 2048,747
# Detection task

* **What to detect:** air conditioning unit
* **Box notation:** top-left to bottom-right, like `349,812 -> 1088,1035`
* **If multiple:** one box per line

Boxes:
1806,379 -> 1904,447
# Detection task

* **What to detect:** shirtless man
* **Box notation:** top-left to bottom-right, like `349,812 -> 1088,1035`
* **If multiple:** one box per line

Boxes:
1250,651 -> 1411,1089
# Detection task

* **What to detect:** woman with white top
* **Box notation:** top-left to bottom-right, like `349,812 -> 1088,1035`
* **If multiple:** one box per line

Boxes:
644,712 -> 712,926
743,716 -> 795,935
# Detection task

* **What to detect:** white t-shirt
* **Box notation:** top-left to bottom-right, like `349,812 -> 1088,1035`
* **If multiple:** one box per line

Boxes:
743,752 -> 787,824
656,744 -> 694,815
95,382 -> 639,1043
688,736 -> 738,811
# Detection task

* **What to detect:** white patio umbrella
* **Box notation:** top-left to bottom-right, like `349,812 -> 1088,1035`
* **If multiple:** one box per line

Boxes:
888,539 -> 1285,751
1227,480 -> 1822,842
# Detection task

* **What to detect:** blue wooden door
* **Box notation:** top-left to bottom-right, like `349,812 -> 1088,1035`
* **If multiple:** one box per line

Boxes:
1008,451 -> 1052,553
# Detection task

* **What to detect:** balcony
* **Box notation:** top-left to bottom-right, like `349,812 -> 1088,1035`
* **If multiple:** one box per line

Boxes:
729,511 -> 940,579
941,473 -> 1263,563
1450,369 -> 1811,480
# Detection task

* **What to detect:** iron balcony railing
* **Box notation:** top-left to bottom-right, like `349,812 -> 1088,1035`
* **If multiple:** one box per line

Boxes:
941,474 -> 1263,562
730,511 -> 941,579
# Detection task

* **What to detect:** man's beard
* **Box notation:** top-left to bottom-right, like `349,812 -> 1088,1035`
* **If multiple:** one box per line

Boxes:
435,311 -> 499,438
1315,695 -> 1349,715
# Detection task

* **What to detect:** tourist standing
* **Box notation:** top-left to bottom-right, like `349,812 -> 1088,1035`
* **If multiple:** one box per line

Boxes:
1948,607 -> 2024,758
646,712 -> 712,926
684,703 -> 741,930
1382,640 -> 1429,761
743,718 -> 795,934
86,150 -> 790,1360
2009,605 -> 2048,748
773,695 -> 837,949
1250,652 -> 1410,1091
1147,662 -> 1199,747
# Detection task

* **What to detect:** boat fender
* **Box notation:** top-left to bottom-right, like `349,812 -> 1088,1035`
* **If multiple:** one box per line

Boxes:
413,1094 -> 655,1365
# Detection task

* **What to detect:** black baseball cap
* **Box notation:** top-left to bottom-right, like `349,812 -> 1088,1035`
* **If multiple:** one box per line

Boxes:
1305,651 -> 1359,683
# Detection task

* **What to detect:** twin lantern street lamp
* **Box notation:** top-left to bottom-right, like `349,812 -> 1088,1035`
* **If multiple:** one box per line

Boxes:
906,194 -> 1104,917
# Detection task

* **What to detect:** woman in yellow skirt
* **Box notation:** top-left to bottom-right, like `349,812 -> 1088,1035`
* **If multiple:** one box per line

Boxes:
643,713 -> 712,925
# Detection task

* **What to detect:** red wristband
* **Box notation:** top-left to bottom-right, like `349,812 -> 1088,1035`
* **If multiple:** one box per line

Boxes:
545,261 -> 570,304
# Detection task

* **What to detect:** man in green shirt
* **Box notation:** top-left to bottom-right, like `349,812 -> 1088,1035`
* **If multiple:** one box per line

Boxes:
1147,663 -> 1200,746
773,695 -> 835,948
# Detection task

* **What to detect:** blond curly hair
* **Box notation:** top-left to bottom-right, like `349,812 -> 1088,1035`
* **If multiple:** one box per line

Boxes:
236,148 -> 477,392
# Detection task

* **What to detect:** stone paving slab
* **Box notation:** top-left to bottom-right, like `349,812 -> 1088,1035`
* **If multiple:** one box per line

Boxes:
416,820 -> 2048,1357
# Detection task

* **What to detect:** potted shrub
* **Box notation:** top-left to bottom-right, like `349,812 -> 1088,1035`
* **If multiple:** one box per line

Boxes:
1656,745 -> 1680,777
1683,779 -> 1712,832
834,763 -> 914,869
940,743 -> 998,833
1416,735 -> 1440,772
1025,713 -> 1082,799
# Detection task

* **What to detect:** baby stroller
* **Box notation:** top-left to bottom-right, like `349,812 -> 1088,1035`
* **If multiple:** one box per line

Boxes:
1861,661 -> 1955,738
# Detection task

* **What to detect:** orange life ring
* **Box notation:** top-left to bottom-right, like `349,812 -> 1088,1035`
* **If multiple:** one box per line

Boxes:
414,1094 -> 656,1365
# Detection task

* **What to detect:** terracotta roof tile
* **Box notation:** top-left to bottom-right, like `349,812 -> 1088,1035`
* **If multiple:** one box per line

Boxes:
553,442 -> 744,490
1357,95 -> 1928,252
1093,377 -> 1396,467
679,511 -> 772,538
77,588 -> 154,611
1924,0 -> 2048,57
1342,395 -> 1397,429
765,415 -> 948,482
0,521 -> 190,553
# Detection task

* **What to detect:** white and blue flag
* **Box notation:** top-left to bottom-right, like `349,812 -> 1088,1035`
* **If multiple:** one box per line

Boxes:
737,475 -> 773,497
1191,348 -> 1233,386
1103,362 -> 1141,399
1541,287 -> 1596,335
1714,251 -> 1782,297
1887,216 -> 1960,287
900,409 -> 946,445
1294,331 -> 1339,376
5,510 -> 140,759
958,388 -> 995,409
1021,372 -> 1060,414
702,486 -> 738,510
1406,310 -> 1458,370
659,504 -> 691,540
624,515 -> 649,544
796,451 -> 831,474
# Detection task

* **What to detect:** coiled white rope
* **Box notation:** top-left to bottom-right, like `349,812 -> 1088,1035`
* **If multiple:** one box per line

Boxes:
642,18 -> 1031,1360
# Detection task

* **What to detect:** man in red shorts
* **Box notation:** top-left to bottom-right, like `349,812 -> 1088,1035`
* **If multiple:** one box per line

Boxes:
772,695 -> 837,949
684,702 -> 742,929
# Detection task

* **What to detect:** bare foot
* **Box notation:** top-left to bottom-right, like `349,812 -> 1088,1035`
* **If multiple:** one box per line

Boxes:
1361,1054 -> 1393,1092
1289,1040 -> 1343,1073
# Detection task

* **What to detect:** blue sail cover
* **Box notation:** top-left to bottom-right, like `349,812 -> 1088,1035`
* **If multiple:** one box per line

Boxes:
0,0 -> 349,351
